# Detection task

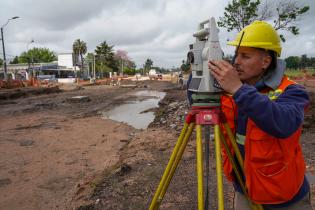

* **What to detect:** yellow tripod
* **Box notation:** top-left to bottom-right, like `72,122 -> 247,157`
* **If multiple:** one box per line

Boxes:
149,99 -> 264,210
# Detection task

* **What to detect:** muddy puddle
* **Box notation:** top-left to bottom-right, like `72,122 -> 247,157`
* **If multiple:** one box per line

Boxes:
101,90 -> 166,129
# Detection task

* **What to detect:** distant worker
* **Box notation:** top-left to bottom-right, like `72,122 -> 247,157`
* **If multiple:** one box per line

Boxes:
185,46 -> 194,105
208,21 -> 312,209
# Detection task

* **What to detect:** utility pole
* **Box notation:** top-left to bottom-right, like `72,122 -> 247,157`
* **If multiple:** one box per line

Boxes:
93,53 -> 96,79
26,39 -> 34,80
121,59 -> 124,77
1,27 -> 7,80
1,16 -> 19,81
87,59 -> 90,78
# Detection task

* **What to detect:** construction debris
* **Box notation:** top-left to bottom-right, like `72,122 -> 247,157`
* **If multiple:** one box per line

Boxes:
67,96 -> 91,103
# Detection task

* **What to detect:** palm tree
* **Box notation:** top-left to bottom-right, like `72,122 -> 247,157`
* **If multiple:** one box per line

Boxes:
72,39 -> 87,71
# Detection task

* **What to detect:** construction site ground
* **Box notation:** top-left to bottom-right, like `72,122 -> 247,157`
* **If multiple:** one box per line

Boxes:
0,78 -> 314,210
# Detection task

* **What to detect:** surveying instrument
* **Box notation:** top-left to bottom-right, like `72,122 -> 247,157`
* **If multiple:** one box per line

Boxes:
149,17 -> 263,210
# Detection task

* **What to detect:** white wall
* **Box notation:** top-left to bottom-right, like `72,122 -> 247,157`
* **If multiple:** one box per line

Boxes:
57,78 -> 76,83
58,54 -> 75,69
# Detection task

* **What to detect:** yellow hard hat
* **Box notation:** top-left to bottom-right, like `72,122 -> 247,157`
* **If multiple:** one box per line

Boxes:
227,21 -> 282,57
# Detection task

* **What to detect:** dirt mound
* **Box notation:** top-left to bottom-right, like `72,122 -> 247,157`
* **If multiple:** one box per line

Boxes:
149,88 -> 189,131
0,86 -> 61,100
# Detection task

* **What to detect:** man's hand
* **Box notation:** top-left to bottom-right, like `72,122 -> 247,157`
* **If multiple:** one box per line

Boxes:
208,60 -> 242,95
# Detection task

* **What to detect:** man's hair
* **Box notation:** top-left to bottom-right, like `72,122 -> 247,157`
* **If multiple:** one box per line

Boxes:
256,48 -> 277,72
267,50 -> 277,71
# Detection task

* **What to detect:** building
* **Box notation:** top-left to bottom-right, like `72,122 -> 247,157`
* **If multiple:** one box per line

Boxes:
0,53 -> 84,83
58,53 -> 79,70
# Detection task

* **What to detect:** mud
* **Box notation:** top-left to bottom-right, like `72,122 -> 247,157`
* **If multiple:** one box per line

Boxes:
0,79 -> 314,210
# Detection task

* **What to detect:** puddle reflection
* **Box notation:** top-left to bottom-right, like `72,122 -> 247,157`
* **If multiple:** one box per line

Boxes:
102,90 -> 166,129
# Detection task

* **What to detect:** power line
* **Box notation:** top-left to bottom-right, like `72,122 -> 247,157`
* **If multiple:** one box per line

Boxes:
0,53 -> 18,58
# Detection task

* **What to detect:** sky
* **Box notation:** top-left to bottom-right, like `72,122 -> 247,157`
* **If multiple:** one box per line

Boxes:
1,0 -> 315,68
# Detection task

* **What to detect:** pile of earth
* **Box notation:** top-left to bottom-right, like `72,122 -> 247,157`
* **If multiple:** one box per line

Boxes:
149,88 -> 189,132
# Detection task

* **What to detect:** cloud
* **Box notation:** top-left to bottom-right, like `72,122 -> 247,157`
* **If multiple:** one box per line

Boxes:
2,0 -> 116,30
1,0 -> 314,68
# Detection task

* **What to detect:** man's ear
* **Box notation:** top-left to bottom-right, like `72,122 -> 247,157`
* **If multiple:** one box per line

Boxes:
262,55 -> 272,70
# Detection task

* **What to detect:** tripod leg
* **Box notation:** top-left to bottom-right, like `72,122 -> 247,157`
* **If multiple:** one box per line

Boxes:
196,125 -> 204,210
204,126 -> 210,210
218,129 -> 246,194
214,125 -> 225,210
149,122 -> 194,210
159,122 -> 195,203
222,123 -> 244,172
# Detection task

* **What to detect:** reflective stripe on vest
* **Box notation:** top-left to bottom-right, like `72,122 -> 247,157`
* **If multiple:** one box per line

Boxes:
267,89 -> 283,100
236,133 -> 245,145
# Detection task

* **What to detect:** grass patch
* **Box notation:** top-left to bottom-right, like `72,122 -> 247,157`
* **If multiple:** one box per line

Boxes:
285,69 -> 303,78
285,68 -> 315,78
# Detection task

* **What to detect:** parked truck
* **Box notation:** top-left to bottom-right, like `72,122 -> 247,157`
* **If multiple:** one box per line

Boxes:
148,69 -> 162,80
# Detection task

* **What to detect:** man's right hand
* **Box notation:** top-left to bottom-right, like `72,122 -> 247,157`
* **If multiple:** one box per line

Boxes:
208,60 -> 243,95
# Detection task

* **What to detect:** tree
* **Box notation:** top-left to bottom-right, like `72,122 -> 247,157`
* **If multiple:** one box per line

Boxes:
0,58 -> 3,67
10,56 -> 19,64
114,49 -> 137,75
127,60 -> 136,70
285,56 -> 300,69
218,0 -> 260,32
115,49 -> 129,61
157,67 -> 171,74
115,49 -> 130,75
284,55 -> 315,69
72,39 -> 87,70
218,0 -> 309,42
19,47 -> 57,63
300,54 -> 309,69
122,60 -> 137,75
144,58 -> 153,73
94,41 -> 118,77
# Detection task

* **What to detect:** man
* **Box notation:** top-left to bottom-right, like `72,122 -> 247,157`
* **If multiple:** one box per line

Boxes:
208,21 -> 312,209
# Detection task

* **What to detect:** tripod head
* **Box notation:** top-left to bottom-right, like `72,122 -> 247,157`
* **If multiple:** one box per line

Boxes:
187,17 -> 223,94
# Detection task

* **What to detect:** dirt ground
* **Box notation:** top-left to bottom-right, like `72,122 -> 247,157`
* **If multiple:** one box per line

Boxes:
0,79 -> 314,210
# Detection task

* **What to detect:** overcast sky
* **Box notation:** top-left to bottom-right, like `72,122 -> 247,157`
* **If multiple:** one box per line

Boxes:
1,0 -> 314,68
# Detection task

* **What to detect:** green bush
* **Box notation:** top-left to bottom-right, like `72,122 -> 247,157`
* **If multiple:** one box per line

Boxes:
123,67 -> 135,75
285,69 -> 303,78
285,68 -> 315,78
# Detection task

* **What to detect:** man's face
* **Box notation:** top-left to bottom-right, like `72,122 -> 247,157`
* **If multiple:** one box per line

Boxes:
234,47 -> 272,85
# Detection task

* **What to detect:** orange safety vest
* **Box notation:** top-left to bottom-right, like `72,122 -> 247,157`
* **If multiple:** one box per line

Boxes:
220,76 -> 306,204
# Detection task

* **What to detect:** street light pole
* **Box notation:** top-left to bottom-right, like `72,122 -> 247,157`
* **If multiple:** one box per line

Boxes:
1,16 -> 19,81
1,27 -> 7,80
93,53 -> 96,79
26,39 -> 34,80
